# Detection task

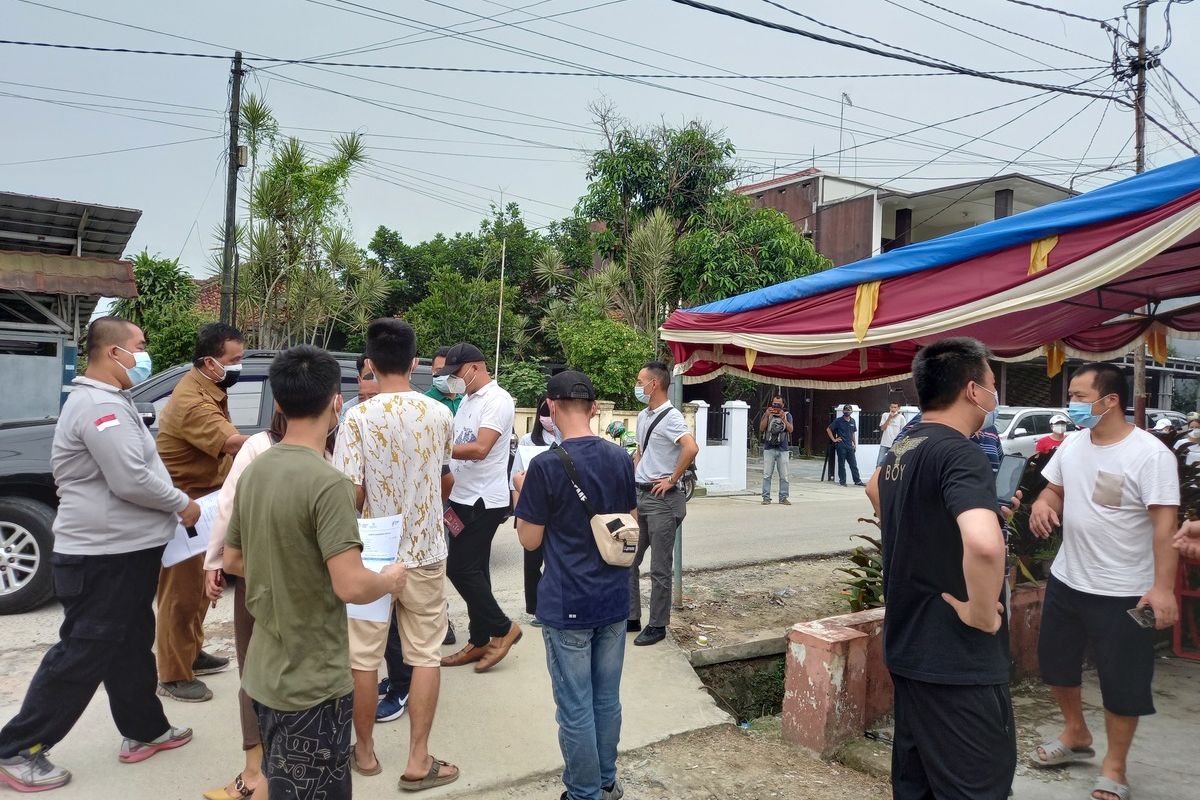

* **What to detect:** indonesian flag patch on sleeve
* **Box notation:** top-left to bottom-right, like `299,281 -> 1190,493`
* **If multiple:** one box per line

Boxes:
94,413 -> 120,432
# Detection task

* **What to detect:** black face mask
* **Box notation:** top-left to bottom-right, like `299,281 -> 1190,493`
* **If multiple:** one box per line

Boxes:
209,358 -> 242,390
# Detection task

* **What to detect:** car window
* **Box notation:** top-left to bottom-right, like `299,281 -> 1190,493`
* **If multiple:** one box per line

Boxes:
227,379 -> 266,428
994,412 -> 1015,434
1028,414 -> 1052,435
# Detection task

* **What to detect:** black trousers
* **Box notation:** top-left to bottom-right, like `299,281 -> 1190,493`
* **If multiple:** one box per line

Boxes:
891,674 -> 1016,800
446,500 -> 512,647
0,546 -> 170,758
524,544 -> 544,615
383,611 -> 413,699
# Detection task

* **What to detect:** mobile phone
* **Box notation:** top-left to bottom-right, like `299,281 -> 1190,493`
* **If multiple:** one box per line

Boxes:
1126,606 -> 1156,629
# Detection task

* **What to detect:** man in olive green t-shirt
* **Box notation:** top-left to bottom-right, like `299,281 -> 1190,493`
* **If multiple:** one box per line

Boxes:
224,346 -> 405,800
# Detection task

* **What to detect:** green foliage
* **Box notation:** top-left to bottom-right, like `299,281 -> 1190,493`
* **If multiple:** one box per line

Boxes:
144,303 -> 212,373
558,315 -> 654,406
675,192 -> 830,306
839,532 -> 885,612
111,251 -> 197,327
498,361 -> 547,408
406,268 -> 520,363
1005,450 -> 1062,584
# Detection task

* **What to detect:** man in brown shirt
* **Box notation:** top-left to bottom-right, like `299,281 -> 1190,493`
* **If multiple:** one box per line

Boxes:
155,323 -> 247,702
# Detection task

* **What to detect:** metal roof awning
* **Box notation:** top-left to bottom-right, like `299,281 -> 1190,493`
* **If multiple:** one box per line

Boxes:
0,191 -> 140,259
0,250 -> 137,339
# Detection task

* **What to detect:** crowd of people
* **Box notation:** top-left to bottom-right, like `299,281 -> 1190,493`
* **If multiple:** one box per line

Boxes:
0,316 -> 697,800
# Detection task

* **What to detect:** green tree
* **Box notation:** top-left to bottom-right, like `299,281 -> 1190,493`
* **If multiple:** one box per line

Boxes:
675,192 -> 830,306
111,251 -> 197,327
578,102 -> 735,260
144,302 -> 211,372
497,361 -> 547,407
405,268 -> 525,363
558,315 -> 655,406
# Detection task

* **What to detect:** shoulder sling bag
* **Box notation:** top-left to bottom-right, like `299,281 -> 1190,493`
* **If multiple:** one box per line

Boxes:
639,405 -> 699,490
550,444 -> 639,567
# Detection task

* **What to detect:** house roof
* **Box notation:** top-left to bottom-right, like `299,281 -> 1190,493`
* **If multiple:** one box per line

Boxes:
0,191 -> 141,259
735,168 -> 821,196
0,250 -> 137,298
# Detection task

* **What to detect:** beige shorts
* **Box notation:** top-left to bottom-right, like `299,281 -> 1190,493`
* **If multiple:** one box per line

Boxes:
348,561 -> 448,671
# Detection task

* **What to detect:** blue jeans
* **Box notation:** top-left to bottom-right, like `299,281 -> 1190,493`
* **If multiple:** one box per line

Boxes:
835,444 -> 862,485
542,621 -> 626,800
761,448 -> 790,500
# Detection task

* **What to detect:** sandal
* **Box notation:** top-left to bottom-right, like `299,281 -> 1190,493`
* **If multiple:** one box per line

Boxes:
1029,738 -> 1096,768
202,773 -> 256,800
1091,776 -> 1131,800
398,756 -> 460,792
350,744 -> 382,777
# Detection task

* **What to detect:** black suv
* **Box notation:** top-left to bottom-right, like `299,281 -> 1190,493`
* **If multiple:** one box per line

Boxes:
0,351 -> 432,615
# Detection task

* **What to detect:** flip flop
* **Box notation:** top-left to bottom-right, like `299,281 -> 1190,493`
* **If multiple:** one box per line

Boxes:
1091,776 -> 1131,800
398,756 -> 459,792
1029,738 -> 1096,768
350,744 -> 382,777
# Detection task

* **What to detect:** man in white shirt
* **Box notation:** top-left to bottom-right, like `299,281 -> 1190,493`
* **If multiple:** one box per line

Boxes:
628,361 -> 699,647
877,401 -> 907,468
1029,363 -> 1179,800
334,319 -> 459,789
438,343 -> 522,673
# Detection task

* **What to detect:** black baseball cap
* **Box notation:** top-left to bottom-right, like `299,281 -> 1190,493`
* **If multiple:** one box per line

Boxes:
546,370 -> 596,401
436,342 -> 487,376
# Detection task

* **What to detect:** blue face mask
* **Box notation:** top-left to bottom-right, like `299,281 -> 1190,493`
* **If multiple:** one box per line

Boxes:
115,347 -> 153,386
634,384 -> 650,405
972,384 -> 1000,429
432,374 -> 453,395
1068,399 -> 1108,429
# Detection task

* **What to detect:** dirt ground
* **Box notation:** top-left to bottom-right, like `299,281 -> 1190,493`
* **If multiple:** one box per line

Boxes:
667,556 -> 853,652
469,721 -> 891,800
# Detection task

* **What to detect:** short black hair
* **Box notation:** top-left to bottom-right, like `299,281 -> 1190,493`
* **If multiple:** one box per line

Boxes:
432,345 -> 452,361
269,346 -> 341,419
643,360 -> 670,387
356,354 -> 367,374
1074,363 -> 1130,408
772,394 -> 784,403
912,338 -> 992,412
86,316 -> 135,358
365,317 -> 416,376
193,322 -> 243,367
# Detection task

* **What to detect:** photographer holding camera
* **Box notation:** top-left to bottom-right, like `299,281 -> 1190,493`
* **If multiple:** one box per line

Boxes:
758,394 -> 794,505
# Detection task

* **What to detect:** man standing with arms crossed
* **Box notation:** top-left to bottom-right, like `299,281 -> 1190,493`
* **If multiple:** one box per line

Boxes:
0,318 -> 198,792
827,405 -> 865,487
876,338 -> 1015,800
335,319 -> 460,789
627,361 -> 699,647
439,343 -> 522,673
156,322 -> 247,703
1030,363 -> 1179,800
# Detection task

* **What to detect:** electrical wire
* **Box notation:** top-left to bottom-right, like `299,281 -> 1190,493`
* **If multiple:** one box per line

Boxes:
665,0 -> 1198,154
1000,0 -> 1112,26
0,135 -> 220,166
908,0 -> 1109,63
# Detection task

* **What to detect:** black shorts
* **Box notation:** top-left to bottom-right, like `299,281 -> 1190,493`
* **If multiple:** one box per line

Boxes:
254,692 -> 353,800
891,674 -> 1016,800
1038,574 -> 1156,717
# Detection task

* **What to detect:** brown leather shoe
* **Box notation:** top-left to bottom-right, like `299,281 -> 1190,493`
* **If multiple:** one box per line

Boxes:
440,643 -> 486,667
474,622 -> 523,673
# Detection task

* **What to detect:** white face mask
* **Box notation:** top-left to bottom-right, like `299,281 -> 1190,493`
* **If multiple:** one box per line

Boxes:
1052,423 -> 1067,435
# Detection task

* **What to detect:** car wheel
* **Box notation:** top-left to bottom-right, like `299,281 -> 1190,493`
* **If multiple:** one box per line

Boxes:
0,497 -> 56,615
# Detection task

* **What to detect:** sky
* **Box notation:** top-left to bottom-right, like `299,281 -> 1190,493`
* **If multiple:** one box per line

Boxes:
3,0 -> 1199,279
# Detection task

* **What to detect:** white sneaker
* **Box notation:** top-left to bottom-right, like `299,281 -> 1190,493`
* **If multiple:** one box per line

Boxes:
0,747 -> 71,791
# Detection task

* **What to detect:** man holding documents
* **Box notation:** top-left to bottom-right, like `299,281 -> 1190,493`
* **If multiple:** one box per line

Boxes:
334,318 -> 460,791
0,318 -> 199,793
225,345 -> 407,800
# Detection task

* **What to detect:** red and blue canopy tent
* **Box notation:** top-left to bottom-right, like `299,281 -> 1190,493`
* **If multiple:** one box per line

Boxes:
661,156 -> 1200,389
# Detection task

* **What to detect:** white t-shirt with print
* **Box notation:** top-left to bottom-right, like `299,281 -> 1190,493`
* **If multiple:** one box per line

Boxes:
1042,426 -> 1179,596
450,380 -> 516,509
880,412 -> 907,448
333,391 -> 453,568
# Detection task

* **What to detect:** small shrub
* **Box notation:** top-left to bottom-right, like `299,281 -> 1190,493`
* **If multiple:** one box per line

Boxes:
838,530 -> 884,612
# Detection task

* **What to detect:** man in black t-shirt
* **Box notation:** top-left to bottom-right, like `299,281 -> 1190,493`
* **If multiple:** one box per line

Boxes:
878,338 -> 1015,800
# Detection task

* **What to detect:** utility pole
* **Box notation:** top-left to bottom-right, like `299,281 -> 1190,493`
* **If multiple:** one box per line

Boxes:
1131,2 -> 1150,428
219,51 -> 244,326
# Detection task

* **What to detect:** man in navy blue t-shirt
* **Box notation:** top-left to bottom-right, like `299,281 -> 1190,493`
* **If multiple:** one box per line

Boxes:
514,371 -> 637,800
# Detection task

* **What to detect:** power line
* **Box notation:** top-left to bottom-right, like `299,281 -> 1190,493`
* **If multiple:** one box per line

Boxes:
0,90 -> 221,133
908,0 -> 1109,63
665,0 -> 1198,154
1000,0 -> 1112,26
0,135 -> 220,166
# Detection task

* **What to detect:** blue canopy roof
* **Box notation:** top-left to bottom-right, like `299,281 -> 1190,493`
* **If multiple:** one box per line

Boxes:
691,155 -> 1200,314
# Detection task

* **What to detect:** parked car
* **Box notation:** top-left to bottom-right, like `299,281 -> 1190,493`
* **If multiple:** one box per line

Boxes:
992,406 -> 1076,458
1125,407 -> 1188,431
0,351 -> 432,615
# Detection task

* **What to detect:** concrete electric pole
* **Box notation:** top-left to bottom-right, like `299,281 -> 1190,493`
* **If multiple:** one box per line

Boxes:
219,52 -> 244,326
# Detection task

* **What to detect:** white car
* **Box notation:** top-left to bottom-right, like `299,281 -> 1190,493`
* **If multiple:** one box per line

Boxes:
993,406 -> 1075,457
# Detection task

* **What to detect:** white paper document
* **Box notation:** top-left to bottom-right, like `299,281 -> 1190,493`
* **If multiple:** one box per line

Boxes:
519,445 -> 551,472
347,514 -> 403,623
162,491 -> 220,568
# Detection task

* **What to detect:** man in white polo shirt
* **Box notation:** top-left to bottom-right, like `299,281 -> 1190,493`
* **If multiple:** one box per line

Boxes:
438,343 -> 522,674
